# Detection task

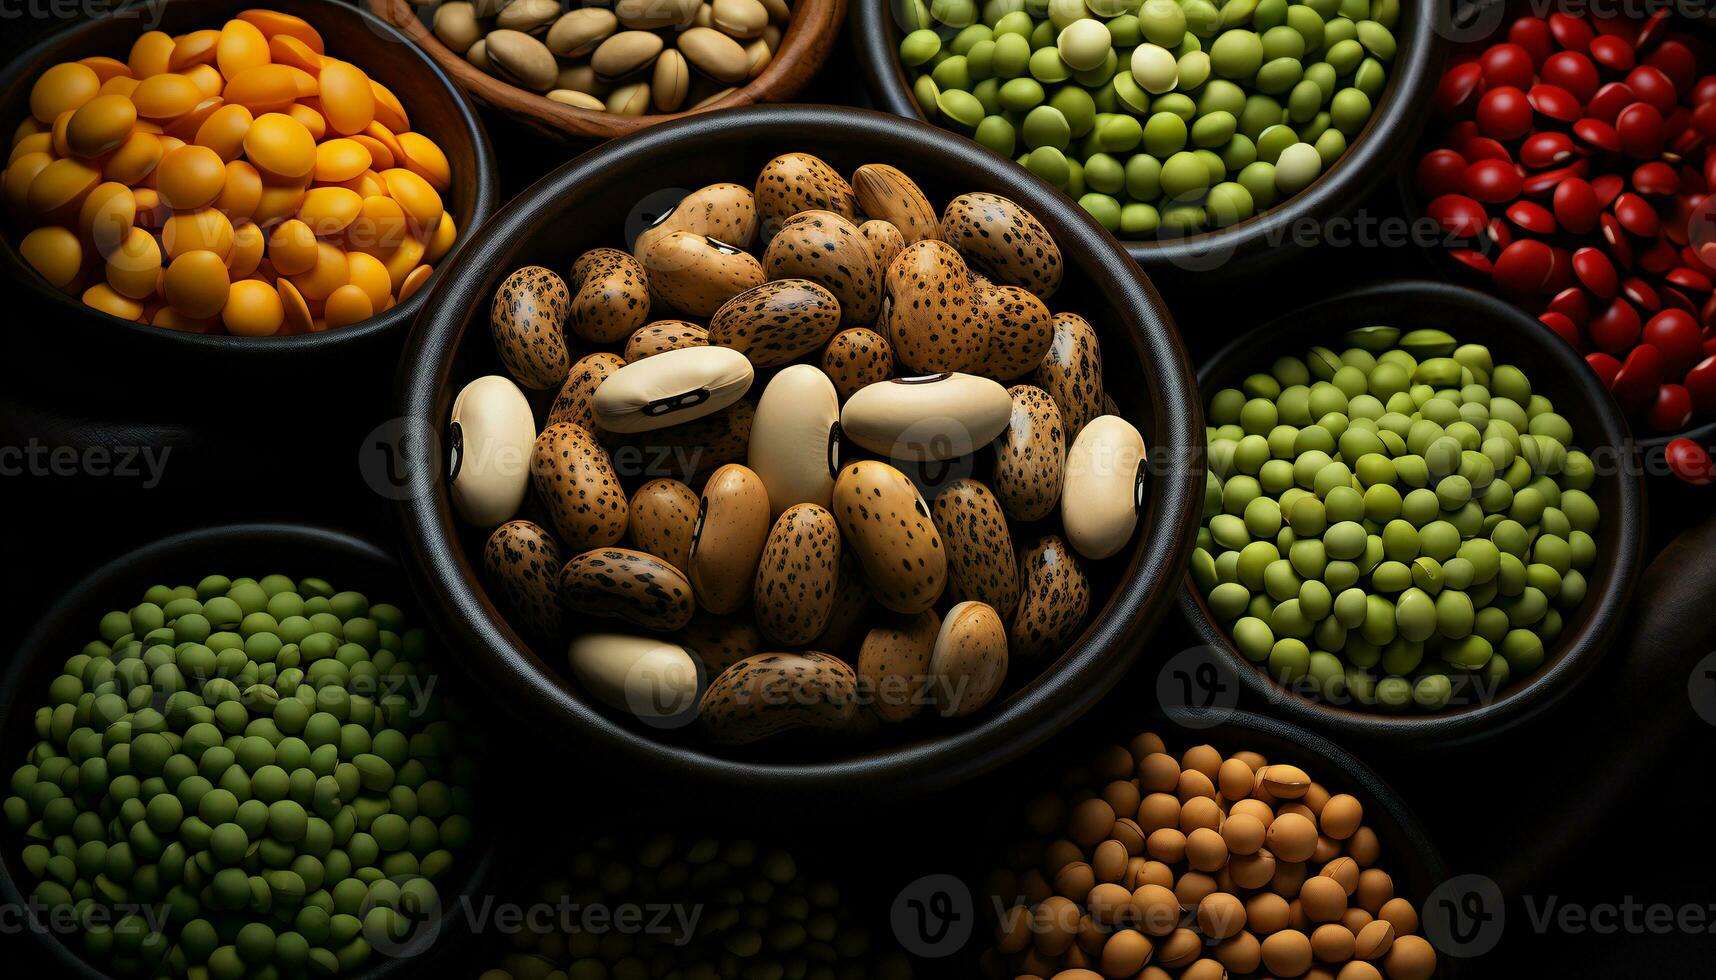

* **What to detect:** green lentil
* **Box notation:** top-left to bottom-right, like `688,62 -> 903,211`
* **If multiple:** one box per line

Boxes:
3,574 -> 483,977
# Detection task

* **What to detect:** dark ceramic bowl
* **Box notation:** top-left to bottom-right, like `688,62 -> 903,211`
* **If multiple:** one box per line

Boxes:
1396,0 -> 1716,467
0,523 -> 495,979
944,707 -> 1463,976
0,0 -> 499,370
1178,280 -> 1646,747
851,0 -> 1448,279
395,103 -> 1205,802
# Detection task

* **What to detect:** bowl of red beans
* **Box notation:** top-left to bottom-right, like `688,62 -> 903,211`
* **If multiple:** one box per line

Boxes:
1406,0 -> 1716,484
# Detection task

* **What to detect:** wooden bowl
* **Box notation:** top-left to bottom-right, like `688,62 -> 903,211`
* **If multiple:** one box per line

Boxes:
1179,280 -> 1647,749
850,0 -> 1448,280
0,0 -> 499,371
0,523 -> 497,979
392,104 -> 1206,805
370,0 -> 846,142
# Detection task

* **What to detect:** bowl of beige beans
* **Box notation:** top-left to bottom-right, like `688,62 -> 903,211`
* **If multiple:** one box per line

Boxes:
392,104 -> 1205,799
374,0 -> 848,139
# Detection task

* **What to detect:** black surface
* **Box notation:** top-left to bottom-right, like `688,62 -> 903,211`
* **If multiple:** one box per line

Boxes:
3,4 -> 1714,977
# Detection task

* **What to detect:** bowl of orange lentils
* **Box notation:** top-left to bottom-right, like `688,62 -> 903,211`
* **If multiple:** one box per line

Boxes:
0,0 -> 497,358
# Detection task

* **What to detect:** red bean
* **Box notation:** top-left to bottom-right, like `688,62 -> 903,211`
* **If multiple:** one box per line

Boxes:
1633,161 -> 1680,196
1664,438 -> 1714,485
1493,239 -> 1555,294
1590,296 -> 1642,353
1645,40 -> 1698,94
1548,12 -> 1594,52
1573,247 -> 1619,298
1611,342 -> 1665,412
1548,286 -> 1591,325
1449,249 -> 1495,276
1465,159 -> 1524,203
1571,118 -> 1619,153
1617,102 -> 1666,159
1625,65 -> 1679,113
1461,136 -> 1514,163
1509,15 -> 1555,65
1541,51 -> 1599,102
1521,162 -> 1588,197
1666,267 -> 1714,293
1481,43 -> 1537,89
1415,149 -> 1468,198
1586,351 -> 1622,387
1540,311 -> 1583,349
1694,75 -> 1716,108
1612,192 -> 1660,238
1636,10 -> 1674,54
1591,174 -> 1625,209
1437,62 -> 1485,118
1427,193 -> 1490,239
1640,238 -> 1680,274
1587,35 -> 1635,72
1643,308 -> 1703,373
1685,355 -> 1716,414
1622,277 -> 1660,312
1477,86 -> 1533,140
1507,200 -> 1557,234
1603,216 -> 1636,269
1585,82 -> 1638,124
1553,178 -> 1601,233
1528,84 -> 1582,123
1651,383 -> 1693,431
1520,132 -> 1576,168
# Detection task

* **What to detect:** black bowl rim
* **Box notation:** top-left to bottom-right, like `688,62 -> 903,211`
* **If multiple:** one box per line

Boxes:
1177,278 -> 1647,745
0,521 -> 496,980
395,102 -> 1207,799
0,0 -> 500,358
850,0 -> 1449,272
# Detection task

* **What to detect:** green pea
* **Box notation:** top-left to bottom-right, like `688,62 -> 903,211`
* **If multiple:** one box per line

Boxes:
1022,104 -> 1072,149
1232,617 -> 1274,661
1026,145 -> 1071,186
900,29 -> 943,67
992,31 -> 1033,76
936,89 -> 985,127
1160,151 -> 1211,199
1269,638 -> 1312,682
1027,45 -> 1069,83
1330,87 -> 1372,134
975,114 -> 1017,154
1120,202 -> 1161,234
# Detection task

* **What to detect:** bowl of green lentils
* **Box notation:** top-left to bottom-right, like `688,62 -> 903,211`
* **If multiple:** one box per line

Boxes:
0,523 -> 495,979
853,0 -> 1445,276
1178,280 -> 1646,746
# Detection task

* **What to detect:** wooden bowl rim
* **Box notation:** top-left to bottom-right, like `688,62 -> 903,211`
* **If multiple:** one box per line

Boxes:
370,0 -> 848,140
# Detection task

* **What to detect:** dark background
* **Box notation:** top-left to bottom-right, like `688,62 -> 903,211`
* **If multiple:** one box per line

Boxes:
4,2 -> 1716,975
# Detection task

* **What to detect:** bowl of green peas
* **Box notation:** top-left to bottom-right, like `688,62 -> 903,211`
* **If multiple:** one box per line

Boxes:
0,523 -> 496,979
1178,280 -> 1646,746
853,0 -> 1445,276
